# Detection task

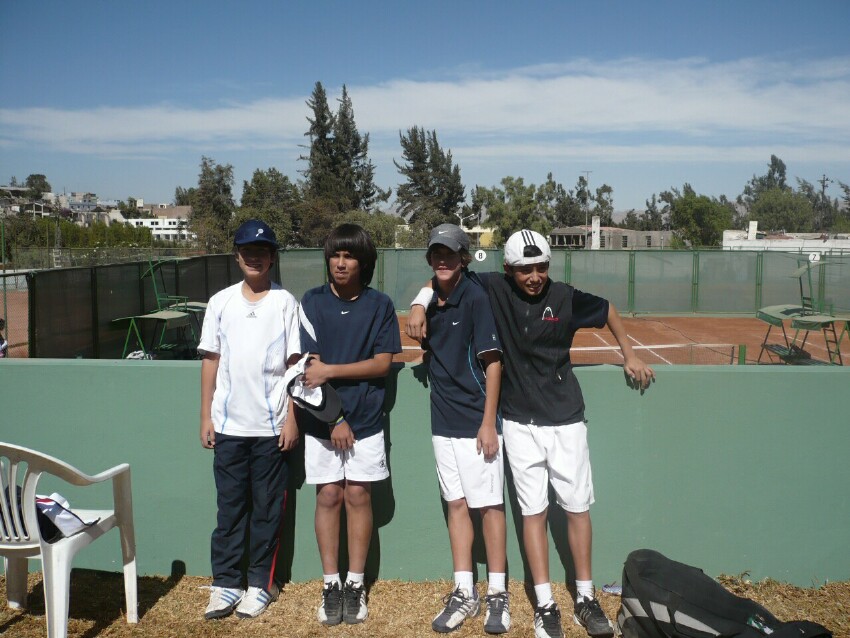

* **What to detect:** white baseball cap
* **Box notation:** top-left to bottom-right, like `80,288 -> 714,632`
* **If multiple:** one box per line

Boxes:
504,229 -> 551,266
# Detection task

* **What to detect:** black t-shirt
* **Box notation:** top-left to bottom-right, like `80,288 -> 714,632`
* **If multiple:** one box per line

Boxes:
470,272 -> 609,426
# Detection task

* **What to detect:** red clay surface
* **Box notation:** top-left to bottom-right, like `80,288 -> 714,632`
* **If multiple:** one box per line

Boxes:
3,289 -> 845,365
396,313 -> 847,366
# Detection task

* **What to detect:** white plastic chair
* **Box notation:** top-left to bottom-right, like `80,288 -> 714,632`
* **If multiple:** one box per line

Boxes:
0,443 -> 137,638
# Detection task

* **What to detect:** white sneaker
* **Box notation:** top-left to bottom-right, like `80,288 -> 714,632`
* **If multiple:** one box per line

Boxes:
235,584 -> 279,619
204,586 -> 244,620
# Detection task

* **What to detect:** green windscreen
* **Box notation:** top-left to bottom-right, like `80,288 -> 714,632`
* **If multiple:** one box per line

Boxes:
633,251 -> 693,313
24,248 -> 848,358
570,250 -> 629,309
697,251 -> 759,313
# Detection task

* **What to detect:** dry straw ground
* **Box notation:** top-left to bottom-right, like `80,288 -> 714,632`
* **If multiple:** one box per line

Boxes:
1,572 -> 847,638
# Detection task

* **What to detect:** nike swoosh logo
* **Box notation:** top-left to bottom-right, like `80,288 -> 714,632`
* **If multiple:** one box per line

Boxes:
438,230 -> 448,234
452,321 -> 460,325
341,310 -> 350,315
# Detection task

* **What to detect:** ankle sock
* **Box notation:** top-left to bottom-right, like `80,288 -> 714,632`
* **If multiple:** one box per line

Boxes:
534,583 -> 554,607
576,579 -> 594,602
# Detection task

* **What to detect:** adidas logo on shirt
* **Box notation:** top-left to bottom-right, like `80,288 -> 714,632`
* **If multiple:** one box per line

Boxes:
246,310 -> 257,318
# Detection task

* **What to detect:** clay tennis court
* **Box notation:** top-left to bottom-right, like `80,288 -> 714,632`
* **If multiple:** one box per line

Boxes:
397,313 -> 846,365
2,288 -> 845,364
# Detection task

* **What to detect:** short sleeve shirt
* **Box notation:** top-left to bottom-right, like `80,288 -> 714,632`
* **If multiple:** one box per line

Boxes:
470,272 -> 609,426
198,281 -> 301,437
422,274 -> 502,438
299,285 -> 401,440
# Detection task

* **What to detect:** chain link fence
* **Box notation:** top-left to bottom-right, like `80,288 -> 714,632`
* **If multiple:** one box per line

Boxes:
0,272 -> 29,358
6,247 -> 203,270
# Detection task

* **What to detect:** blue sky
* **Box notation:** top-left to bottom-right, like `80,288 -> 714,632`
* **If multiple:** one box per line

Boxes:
1,0 -> 849,212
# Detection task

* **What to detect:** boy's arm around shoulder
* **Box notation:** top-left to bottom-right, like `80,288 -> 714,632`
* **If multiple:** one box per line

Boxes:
406,278 -> 434,342
605,303 -> 655,389
406,270 -> 492,342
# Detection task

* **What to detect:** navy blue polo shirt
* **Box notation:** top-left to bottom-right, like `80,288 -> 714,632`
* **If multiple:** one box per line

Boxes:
469,271 -> 609,427
422,273 -> 502,438
299,284 -> 401,440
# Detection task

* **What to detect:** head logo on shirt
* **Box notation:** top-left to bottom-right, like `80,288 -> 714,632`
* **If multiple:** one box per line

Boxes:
542,306 -> 559,322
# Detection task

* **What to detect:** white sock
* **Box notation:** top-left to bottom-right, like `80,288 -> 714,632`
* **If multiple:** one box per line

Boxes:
534,583 -> 554,607
488,572 -> 506,594
454,571 -> 474,595
576,579 -> 594,602
346,571 -> 364,586
323,573 -> 341,587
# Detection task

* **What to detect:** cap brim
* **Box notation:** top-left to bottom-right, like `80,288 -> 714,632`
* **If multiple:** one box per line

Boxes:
291,383 -> 342,422
428,238 -> 464,252
234,238 -> 279,249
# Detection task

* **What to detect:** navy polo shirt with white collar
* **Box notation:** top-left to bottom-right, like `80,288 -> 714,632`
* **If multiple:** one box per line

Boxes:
422,273 -> 502,438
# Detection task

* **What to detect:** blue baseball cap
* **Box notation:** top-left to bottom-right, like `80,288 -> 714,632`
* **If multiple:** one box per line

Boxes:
234,219 -> 279,249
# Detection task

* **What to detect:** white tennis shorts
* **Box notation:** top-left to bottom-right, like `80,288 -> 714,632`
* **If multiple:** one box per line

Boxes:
502,418 -> 594,515
432,435 -> 505,508
304,430 -> 389,484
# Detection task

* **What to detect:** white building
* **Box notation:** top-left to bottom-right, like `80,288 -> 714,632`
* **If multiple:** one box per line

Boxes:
124,205 -> 194,242
722,222 -> 850,254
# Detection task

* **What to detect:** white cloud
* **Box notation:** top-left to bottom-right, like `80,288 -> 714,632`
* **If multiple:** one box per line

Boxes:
2,55 -> 848,163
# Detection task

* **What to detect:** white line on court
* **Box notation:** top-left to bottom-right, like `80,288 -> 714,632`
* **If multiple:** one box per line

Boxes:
592,331 -> 624,359
628,334 -> 674,365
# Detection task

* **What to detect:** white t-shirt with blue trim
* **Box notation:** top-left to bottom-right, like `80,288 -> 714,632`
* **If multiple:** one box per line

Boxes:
198,282 -> 301,437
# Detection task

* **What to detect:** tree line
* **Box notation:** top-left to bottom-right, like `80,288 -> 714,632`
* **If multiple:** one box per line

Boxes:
181,79 -> 850,249
8,82 -> 850,251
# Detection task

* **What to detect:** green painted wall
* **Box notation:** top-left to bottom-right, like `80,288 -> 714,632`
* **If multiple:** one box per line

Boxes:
1,360 -> 848,586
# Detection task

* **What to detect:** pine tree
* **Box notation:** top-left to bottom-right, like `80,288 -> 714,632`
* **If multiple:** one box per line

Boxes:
395,127 -> 464,224
301,82 -> 340,202
333,86 -> 389,211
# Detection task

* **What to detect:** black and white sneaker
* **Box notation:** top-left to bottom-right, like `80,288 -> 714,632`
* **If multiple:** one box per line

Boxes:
317,582 -> 343,626
534,601 -> 564,638
483,590 -> 511,634
204,586 -> 244,620
342,580 -> 368,624
432,586 -> 480,633
574,596 -> 615,637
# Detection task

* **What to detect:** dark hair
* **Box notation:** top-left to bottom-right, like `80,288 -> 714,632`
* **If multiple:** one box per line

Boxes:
324,223 -> 377,286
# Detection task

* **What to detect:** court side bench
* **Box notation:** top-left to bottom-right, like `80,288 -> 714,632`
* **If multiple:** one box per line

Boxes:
112,309 -> 196,359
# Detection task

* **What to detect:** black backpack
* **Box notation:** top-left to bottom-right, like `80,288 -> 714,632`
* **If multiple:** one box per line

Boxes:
618,549 -> 832,638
